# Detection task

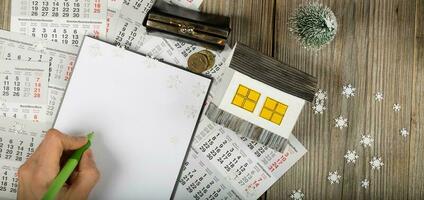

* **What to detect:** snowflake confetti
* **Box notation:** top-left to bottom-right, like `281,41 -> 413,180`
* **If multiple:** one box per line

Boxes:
374,92 -> 384,101
344,150 -> 359,164
361,179 -> 369,189
334,116 -> 348,129
342,84 -> 356,98
400,128 -> 409,138
312,103 -> 326,114
393,103 -> 401,112
328,171 -> 342,184
370,156 -> 384,170
360,134 -> 374,148
315,89 -> 328,101
290,189 -> 304,200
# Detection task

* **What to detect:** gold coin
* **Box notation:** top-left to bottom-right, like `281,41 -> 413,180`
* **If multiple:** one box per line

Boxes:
187,52 -> 209,73
198,50 -> 216,70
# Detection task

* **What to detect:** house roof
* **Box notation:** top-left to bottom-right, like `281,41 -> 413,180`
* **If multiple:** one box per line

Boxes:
229,43 -> 318,102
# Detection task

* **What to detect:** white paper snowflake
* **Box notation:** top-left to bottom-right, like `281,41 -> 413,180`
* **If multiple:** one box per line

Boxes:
393,103 -> 401,112
328,171 -> 342,184
400,128 -> 409,138
370,156 -> 384,170
312,103 -> 326,114
290,189 -> 304,200
361,179 -> 369,189
342,84 -> 356,98
374,92 -> 384,101
344,150 -> 359,164
360,134 -> 374,148
335,116 -> 348,129
315,89 -> 328,101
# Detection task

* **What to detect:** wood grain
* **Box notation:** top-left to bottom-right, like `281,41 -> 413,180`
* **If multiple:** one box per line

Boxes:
269,0 -> 421,199
0,0 -> 10,30
0,0 -> 422,199
408,0 -> 424,198
201,0 -> 275,57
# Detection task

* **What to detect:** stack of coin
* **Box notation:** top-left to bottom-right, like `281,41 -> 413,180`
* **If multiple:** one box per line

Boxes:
187,50 -> 216,73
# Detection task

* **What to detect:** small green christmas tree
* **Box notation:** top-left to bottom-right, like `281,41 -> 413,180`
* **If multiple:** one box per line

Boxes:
289,2 -> 337,50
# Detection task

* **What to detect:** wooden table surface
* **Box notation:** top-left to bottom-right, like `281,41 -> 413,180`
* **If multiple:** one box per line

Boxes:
1,0 -> 423,199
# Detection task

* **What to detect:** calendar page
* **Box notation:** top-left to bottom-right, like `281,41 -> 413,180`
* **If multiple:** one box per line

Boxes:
174,117 -> 306,200
0,60 -> 49,123
162,0 -> 204,11
0,30 -> 79,123
0,118 -> 50,199
106,0 -> 155,49
11,0 -> 108,46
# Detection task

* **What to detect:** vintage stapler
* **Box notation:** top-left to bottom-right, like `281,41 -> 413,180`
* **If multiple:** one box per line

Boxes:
143,1 -> 231,50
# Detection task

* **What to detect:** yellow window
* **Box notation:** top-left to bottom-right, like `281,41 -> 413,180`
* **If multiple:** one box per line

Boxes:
259,97 -> 288,125
231,84 -> 261,112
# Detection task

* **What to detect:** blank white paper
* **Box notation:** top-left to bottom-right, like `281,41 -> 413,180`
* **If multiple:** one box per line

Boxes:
54,37 -> 211,200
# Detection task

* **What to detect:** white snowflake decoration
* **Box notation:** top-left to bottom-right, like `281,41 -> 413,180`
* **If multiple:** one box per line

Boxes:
328,171 -> 342,184
315,89 -> 328,101
290,189 -> 304,200
361,179 -> 369,189
312,103 -> 326,114
393,103 -> 401,112
374,92 -> 384,102
344,150 -> 359,164
370,156 -> 384,170
360,134 -> 374,148
342,84 -> 356,98
400,128 -> 409,138
334,116 -> 348,129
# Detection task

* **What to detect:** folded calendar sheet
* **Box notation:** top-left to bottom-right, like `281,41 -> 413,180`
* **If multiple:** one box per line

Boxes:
11,0 -> 108,46
54,37 -> 211,199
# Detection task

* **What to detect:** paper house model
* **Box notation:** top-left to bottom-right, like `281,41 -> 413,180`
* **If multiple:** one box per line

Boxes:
212,43 -> 317,140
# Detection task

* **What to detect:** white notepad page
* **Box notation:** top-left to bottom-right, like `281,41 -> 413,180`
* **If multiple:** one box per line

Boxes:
54,37 -> 211,199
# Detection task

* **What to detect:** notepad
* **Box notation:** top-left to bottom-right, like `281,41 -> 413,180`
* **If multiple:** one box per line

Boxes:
54,37 -> 211,199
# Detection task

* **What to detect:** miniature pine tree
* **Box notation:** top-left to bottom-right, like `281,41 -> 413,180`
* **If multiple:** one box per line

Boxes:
289,2 -> 337,50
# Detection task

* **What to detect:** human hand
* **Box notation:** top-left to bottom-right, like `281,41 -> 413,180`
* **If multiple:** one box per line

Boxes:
18,129 -> 100,200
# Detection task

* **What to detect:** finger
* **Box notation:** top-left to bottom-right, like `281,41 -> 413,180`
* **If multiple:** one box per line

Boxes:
46,129 -> 88,150
68,150 -> 100,197
36,129 -> 88,166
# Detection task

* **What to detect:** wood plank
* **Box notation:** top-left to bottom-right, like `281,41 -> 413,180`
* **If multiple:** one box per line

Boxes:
408,0 -> 424,198
0,0 -> 10,30
201,0 -> 275,56
268,0 -> 417,199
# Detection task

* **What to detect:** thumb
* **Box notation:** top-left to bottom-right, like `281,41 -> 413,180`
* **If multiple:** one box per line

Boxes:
67,149 -> 100,198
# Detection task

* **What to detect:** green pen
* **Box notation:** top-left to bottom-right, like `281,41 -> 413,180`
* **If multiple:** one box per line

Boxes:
42,132 -> 94,200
